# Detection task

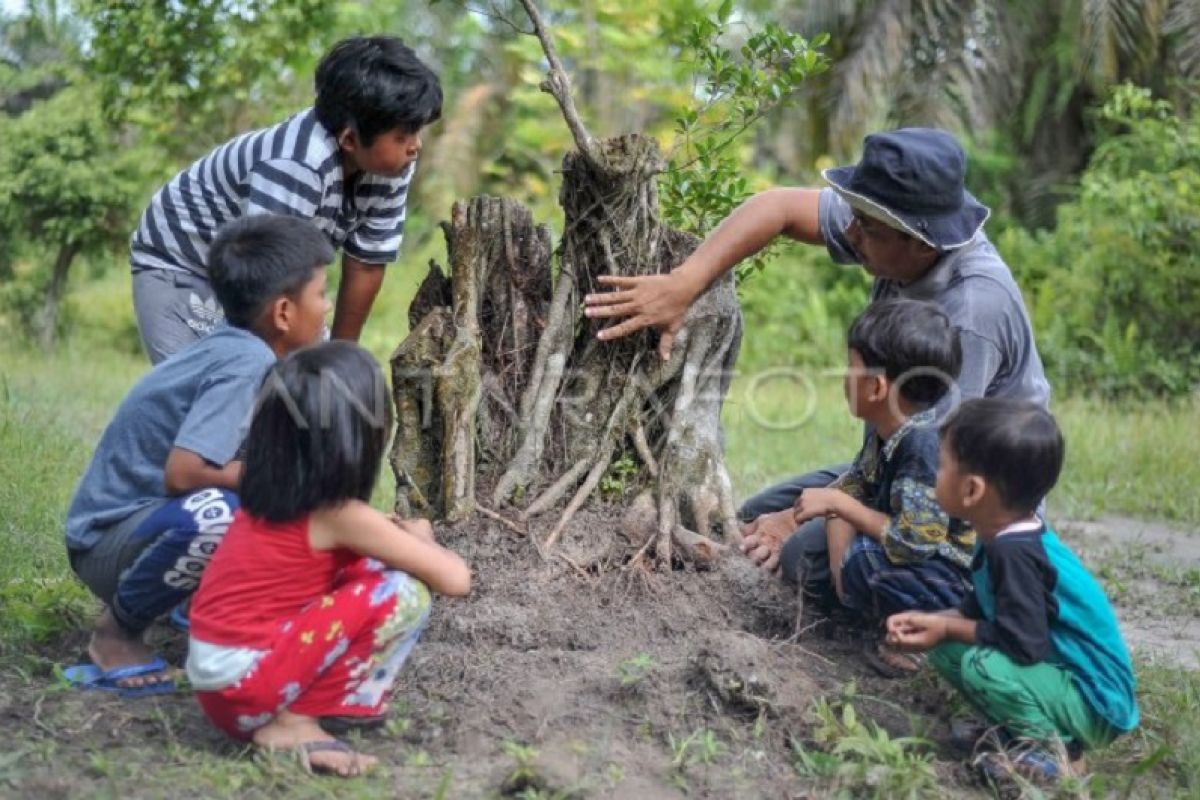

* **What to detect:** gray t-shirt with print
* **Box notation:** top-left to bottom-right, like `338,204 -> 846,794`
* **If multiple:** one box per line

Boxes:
818,188 -> 1051,415
65,325 -> 275,551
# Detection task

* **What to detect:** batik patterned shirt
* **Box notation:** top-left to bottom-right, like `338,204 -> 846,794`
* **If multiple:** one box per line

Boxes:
831,409 -> 975,568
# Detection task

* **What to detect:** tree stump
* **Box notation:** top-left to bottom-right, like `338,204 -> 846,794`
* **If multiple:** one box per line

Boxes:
390,135 -> 743,566
390,0 -> 743,566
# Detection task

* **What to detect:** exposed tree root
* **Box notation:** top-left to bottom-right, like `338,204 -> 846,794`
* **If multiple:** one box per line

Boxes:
544,447 -> 612,550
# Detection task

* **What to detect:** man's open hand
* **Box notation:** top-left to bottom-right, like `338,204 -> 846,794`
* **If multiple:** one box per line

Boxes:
583,272 -> 696,361
738,509 -> 796,572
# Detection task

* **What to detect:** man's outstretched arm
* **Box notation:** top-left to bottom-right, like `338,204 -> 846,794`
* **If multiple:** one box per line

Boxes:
584,188 -> 822,359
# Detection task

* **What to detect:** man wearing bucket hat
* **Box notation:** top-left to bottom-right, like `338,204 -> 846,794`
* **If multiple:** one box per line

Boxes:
583,128 -> 1050,596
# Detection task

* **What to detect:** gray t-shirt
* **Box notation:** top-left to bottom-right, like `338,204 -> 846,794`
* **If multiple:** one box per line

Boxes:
819,188 -> 1051,415
66,325 -> 275,550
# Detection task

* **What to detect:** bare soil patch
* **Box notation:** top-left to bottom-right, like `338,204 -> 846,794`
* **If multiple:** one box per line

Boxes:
0,512 -> 1193,798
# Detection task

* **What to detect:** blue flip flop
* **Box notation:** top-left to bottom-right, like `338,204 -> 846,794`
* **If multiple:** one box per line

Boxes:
61,657 -> 177,698
169,602 -> 190,632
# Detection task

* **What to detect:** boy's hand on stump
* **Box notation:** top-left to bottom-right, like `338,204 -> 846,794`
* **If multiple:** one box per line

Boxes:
885,612 -> 945,651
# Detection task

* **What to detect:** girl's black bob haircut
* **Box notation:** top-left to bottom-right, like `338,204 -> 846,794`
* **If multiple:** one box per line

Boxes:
240,341 -> 393,522
939,397 -> 1064,516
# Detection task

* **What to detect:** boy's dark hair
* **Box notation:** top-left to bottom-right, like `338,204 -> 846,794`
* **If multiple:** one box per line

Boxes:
208,215 -> 335,329
940,398 -> 1064,515
240,341 -> 393,522
315,36 -> 442,145
847,297 -> 962,406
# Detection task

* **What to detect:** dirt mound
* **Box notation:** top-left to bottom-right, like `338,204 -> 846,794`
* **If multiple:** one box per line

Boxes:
387,512 -> 830,797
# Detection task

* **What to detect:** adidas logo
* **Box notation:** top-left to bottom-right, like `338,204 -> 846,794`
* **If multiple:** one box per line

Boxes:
188,293 -> 224,325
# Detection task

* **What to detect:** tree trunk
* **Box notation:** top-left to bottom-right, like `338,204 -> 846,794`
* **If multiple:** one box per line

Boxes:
390,136 -> 743,567
389,0 -> 744,568
36,241 -> 78,352
391,198 -> 552,522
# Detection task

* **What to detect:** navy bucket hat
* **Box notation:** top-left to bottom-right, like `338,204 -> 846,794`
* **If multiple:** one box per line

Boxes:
822,128 -> 990,250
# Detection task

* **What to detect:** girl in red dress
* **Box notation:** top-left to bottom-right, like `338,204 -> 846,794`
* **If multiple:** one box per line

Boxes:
187,341 -> 471,776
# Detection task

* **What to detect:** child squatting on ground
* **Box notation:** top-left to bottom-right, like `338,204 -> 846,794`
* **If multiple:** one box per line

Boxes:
886,398 -> 1139,785
64,215 -> 337,695
745,297 -> 975,676
186,342 -> 471,777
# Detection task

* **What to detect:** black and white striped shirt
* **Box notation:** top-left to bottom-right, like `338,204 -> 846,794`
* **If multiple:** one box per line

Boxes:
130,108 -> 411,277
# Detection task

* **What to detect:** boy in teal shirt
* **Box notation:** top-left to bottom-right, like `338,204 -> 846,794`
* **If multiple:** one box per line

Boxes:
886,398 -> 1138,785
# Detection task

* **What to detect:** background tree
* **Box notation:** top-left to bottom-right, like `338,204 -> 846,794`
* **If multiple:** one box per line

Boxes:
0,84 -> 141,349
760,0 -> 1200,228
78,0 -> 337,161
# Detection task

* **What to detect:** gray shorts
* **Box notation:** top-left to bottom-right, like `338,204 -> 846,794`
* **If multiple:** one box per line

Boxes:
69,502 -> 165,605
132,267 -> 225,364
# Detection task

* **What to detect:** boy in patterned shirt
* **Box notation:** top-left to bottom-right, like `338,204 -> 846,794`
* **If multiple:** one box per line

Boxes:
130,36 -> 441,362
749,298 -> 974,674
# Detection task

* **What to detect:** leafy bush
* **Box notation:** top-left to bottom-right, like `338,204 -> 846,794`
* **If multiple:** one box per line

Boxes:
999,85 -> 1200,398
736,247 -> 871,372
0,81 -> 143,349
660,6 -> 829,283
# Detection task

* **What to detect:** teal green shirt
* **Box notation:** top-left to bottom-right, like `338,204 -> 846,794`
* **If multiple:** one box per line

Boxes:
964,524 -> 1139,732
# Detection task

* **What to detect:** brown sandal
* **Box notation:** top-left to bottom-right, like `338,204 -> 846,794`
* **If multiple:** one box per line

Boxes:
863,640 -> 926,678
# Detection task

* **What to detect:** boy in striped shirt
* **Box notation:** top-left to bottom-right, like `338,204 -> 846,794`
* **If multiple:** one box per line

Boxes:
130,35 -> 442,363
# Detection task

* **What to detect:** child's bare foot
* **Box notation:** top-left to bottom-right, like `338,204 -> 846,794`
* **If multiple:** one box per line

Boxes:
87,607 -> 173,688
253,710 -> 378,777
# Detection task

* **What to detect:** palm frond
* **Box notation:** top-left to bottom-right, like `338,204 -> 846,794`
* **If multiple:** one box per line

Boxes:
826,0 -> 912,156
1080,0 -> 1170,85
1165,0 -> 1200,80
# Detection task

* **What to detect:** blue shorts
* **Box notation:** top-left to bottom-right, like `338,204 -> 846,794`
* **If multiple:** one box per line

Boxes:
839,535 -> 969,619
69,488 -> 239,633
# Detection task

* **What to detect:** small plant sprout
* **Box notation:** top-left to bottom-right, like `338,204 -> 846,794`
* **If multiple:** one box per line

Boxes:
599,454 -> 640,501
794,697 -> 939,799
501,740 -> 543,794
617,652 -> 657,686
669,728 -> 724,771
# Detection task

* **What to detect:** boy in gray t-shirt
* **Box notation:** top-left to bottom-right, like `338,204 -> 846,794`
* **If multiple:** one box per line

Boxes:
63,215 -> 335,695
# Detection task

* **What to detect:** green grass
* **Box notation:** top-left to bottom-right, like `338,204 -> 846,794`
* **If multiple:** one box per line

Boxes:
1090,660 -> 1200,798
721,372 -> 1200,529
